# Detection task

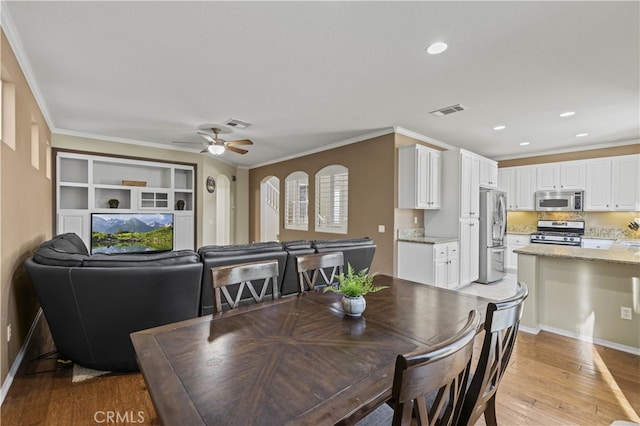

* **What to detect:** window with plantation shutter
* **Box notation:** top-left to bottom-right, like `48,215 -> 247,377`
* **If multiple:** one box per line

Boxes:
284,171 -> 309,230
315,165 -> 348,234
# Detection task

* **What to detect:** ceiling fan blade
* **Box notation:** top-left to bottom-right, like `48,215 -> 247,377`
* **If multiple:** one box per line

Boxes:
197,132 -> 216,144
172,141 -> 202,145
226,145 -> 248,155
226,139 -> 253,146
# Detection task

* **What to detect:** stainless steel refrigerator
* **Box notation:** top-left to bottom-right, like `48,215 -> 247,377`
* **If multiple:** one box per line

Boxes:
477,189 -> 507,283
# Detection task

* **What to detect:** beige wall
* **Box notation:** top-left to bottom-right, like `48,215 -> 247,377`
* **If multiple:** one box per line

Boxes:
1,29 -> 52,386
248,132 -> 445,276
51,134 -> 246,248
249,134 -> 397,275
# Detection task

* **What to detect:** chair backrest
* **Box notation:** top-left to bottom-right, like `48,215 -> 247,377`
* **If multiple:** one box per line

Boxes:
211,259 -> 279,312
295,252 -> 344,293
390,310 -> 481,426
458,282 -> 529,426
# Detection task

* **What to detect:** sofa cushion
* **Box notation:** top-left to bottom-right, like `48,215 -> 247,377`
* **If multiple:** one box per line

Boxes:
282,240 -> 313,250
199,242 -> 284,258
33,233 -> 90,266
82,250 -> 199,267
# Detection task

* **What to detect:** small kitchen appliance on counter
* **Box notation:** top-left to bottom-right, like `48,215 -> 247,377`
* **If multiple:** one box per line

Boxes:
530,220 -> 585,246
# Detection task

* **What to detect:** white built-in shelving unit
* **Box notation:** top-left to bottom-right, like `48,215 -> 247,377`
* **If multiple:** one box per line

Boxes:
56,151 -> 195,250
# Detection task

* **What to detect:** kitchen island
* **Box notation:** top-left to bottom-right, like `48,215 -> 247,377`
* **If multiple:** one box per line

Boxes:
515,240 -> 640,353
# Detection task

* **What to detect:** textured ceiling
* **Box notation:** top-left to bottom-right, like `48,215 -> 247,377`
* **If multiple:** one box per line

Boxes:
2,1 -> 638,167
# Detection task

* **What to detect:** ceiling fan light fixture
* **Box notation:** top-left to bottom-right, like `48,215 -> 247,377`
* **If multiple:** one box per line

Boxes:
207,145 -> 225,155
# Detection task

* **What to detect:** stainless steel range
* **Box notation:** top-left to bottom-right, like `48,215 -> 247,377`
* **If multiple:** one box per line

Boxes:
530,220 -> 584,246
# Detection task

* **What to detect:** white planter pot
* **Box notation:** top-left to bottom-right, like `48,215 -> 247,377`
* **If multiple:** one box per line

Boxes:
341,295 -> 366,317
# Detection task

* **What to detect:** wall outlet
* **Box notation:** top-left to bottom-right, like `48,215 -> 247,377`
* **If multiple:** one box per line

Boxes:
621,306 -> 633,320
378,225 -> 385,233
7,324 -> 11,342
414,216 -> 418,224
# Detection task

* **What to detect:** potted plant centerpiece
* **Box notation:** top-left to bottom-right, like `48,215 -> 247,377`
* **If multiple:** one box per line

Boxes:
323,264 -> 387,317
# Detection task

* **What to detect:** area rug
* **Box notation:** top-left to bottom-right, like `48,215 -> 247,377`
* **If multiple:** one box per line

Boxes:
72,364 -> 110,383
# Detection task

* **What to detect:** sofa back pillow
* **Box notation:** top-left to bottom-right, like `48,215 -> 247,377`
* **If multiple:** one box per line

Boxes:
33,233 -> 90,266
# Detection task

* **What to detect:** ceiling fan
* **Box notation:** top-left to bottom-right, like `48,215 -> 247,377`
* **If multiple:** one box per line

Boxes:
173,127 -> 253,155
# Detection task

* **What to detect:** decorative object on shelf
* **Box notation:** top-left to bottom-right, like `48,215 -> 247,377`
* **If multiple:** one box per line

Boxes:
107,199 -> 119,209
122,180 -> 147,187
323,264 -> 387,318
176,199 -> 186,210
206,176 -> 216,193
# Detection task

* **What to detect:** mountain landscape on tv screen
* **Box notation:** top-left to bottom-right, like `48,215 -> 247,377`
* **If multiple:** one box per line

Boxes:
91,214 -> 173,254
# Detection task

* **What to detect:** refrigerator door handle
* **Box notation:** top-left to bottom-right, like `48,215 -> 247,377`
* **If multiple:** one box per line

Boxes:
498,194 -> 507,241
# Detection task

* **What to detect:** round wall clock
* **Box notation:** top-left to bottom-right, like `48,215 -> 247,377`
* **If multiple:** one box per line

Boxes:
206,176 -> 216,193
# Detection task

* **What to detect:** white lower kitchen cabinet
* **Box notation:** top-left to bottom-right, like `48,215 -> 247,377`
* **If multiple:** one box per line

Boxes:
397,240 -> 459,288
459,218 -> 479,286
506,234 -> 530,272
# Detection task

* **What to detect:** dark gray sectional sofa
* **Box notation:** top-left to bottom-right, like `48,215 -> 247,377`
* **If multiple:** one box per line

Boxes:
24,233 -> 376,371
24,233 -> 203,371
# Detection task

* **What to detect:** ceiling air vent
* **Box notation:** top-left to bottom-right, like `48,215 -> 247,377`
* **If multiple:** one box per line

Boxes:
224,119 -> 253,129
429,104 -> 467,117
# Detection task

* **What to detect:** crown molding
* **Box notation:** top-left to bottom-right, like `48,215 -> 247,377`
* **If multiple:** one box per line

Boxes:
492,138 -> 640,161
393,126 -> 455,151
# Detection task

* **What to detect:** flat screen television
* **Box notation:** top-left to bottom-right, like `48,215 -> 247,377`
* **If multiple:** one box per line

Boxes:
90,213 -> 174,254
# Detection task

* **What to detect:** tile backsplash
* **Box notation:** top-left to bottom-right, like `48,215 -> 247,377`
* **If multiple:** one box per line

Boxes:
506,211 -> 640,238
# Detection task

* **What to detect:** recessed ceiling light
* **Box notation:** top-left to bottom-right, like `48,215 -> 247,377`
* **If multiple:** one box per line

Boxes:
493,125 -> 506,131
575,133 -> 589,138
427,42 -> 448,55
560,111 -> 575,117
520,141 -> 530,146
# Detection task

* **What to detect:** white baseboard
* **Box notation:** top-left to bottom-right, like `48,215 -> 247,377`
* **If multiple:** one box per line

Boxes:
522,323 -> 640,355
0,309 -> 42,405
518,324 -> 541,335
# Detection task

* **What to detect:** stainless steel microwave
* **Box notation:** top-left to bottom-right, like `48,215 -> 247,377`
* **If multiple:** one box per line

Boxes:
535,190 -> 583,211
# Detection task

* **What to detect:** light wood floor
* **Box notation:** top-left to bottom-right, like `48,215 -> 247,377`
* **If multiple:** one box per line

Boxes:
1,315 -> 638,425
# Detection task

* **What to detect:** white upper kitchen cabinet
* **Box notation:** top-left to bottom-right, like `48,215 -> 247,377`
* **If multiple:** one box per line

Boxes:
479,157 -> 498,189
536,160 -> 585,191
398,144 -> 441,209
460,151 -> 480,218
498,166 -> 535,211
585,155 -> 639,211
498,168 -> 515,210
611,155 -> 640,210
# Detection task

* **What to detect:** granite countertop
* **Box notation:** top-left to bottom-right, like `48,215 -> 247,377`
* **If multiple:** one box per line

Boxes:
514,239 -> 640,265
398,236 -> 459,244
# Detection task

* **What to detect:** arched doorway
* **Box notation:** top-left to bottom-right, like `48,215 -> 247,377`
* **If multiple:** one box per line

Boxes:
260,176 -> 280,242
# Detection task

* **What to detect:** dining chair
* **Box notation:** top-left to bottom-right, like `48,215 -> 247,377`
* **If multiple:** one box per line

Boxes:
210,259 -> 279,312
295,251 -> 344,292
458,282 -> 529,426
357,310 -> 481,426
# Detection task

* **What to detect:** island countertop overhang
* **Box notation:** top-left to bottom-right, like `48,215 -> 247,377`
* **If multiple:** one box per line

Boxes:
515,240 -> 640,266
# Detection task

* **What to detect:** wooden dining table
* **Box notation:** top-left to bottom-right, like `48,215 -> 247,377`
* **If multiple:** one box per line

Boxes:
130,275 -> 493,426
